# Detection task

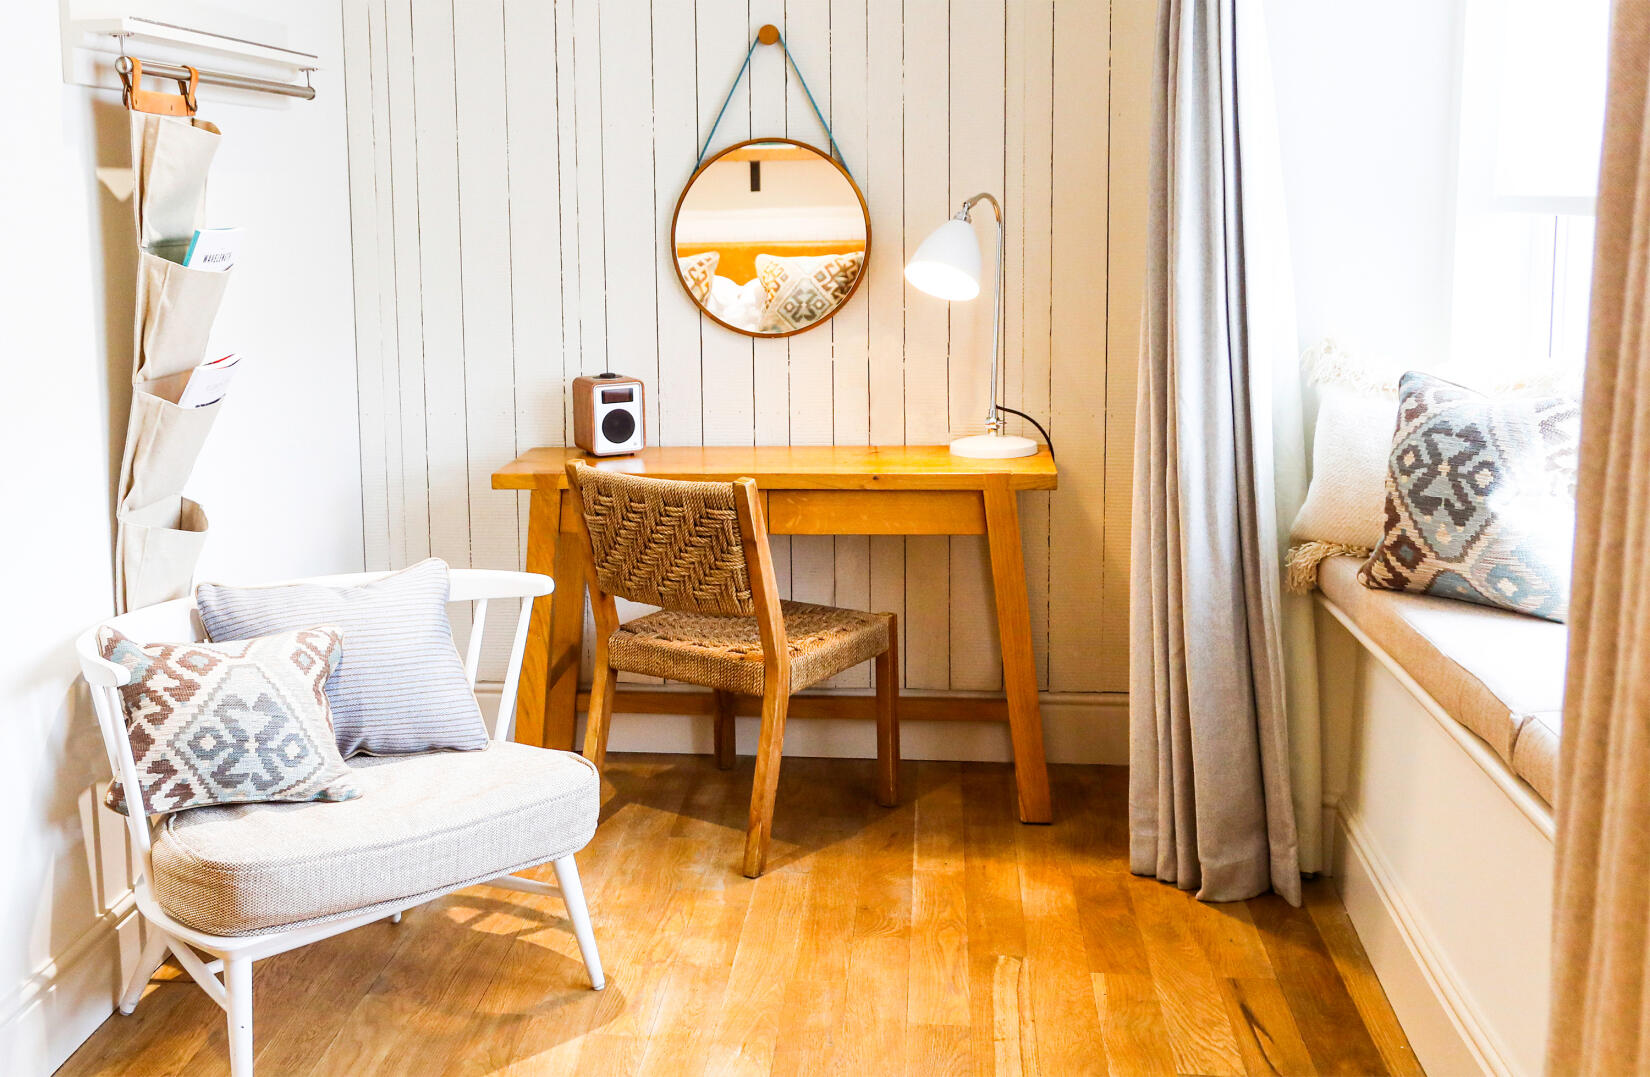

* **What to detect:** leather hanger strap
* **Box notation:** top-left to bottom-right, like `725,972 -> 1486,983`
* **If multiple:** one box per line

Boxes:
120,58 -> 199,117
695,27 -> 852,181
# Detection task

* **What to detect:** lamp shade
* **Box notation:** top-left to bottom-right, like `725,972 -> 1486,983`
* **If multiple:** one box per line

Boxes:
904,218 -> 981,301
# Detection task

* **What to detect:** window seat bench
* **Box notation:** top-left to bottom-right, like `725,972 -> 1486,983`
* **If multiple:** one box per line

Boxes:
1318,555 -> 1566,810
1312,555 -> 1565,1077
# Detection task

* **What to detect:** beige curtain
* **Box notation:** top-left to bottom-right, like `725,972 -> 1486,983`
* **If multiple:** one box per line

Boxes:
1130,0 -> 1303,904
1547,3 -> 1650,1071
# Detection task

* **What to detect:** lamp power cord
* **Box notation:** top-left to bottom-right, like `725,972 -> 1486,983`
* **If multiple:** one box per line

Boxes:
997,405 -> 1056,462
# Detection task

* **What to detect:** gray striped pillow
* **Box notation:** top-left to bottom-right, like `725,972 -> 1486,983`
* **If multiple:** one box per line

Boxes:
195,558 -> 488,756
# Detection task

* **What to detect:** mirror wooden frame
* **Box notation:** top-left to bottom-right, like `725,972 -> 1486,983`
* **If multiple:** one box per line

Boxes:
670,137 -> 872,339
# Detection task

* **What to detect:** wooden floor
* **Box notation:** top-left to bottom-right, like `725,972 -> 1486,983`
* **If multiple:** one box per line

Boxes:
60,755 -> 1420,1076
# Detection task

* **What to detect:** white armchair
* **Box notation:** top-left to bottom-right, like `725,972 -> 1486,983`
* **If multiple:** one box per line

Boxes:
74,569 -> 604,1077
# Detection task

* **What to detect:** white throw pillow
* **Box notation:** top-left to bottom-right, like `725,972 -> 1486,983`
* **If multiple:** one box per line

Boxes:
1289,386 -> 1399,549
707,275 -> 764,332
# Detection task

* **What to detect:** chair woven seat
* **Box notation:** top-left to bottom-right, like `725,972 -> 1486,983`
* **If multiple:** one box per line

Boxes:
610,600 -> 890,695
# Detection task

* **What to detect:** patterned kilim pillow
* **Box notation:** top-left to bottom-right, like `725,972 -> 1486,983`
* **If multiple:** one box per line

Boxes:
755,251 -> 865,332
1358,372 -> 1579,621
98,625 -> 360,816
677,251 -> 719,304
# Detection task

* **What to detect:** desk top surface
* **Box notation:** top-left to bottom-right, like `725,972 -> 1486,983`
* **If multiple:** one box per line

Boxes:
493,445 -> 1058,491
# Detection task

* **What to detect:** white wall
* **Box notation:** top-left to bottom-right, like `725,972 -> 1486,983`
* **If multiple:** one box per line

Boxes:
1266,0 -> 1466,368
339,0 -> 1155,728
0,2 -> 362,1071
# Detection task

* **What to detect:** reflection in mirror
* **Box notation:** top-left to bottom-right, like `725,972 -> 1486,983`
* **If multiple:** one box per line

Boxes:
672,138 -> 869,337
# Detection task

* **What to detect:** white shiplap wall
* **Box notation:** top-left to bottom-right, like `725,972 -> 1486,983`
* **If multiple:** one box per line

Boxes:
340,0 -> 1151,696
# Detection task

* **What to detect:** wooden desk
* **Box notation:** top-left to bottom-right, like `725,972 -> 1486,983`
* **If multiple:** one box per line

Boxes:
493,445 -> 1059,823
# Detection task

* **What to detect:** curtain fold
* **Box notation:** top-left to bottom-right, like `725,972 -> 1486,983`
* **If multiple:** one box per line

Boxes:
1129,0 -> 1305,904
1547,3 -> 1650,1071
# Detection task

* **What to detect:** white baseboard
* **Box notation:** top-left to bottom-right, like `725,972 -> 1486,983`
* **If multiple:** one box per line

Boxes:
477,687 -> 1128,765
2,891 -> 136,1075
1333,810 -> 1516,1077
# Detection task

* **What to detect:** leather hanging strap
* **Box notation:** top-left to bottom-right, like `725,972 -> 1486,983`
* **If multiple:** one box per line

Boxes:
120,59 -> 199,117
695,26 -> 853,181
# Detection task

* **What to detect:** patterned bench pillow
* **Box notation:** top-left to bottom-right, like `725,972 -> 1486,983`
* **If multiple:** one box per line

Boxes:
1358,372 -> 1579,621
100,625 -> 360,816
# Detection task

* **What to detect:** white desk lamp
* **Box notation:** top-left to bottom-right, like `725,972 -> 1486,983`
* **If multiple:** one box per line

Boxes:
904,193 -> 1040,459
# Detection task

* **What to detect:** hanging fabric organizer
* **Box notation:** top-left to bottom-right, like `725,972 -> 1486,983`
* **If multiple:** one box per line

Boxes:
114,108 -> 230,612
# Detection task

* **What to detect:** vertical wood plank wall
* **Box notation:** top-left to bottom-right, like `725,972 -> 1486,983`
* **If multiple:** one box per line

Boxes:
340,0 -> 1152,697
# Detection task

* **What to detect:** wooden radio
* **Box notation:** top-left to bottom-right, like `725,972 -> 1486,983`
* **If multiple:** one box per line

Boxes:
572,374 -> 645,456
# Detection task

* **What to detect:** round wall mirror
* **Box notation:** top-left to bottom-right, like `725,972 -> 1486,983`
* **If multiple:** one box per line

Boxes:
671,138 -> 870,337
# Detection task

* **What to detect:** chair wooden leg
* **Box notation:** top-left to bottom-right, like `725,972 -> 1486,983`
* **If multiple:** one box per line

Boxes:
119,927 -> 170,1015
742,689 -> 791,877
875,614 -> 901,807
712,689 -> 737,769
224,956 -> 254,1077
552,856 -> 605,990
582,659 -> 617,771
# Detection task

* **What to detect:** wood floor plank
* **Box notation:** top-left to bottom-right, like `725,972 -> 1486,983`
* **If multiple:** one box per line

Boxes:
1015,817 -> 1110,1075
1188,898 -> 1276,980
1073,872 -> 1151,974
58,759 -> 1414,1077
1129,876 -> 1248,1077
962,765 -> 1028,1077
1091,972 -> 1177,1077
1249,893 -> 1389,1076
1219,975 -> 1318,1077
911,761 -> 972,1028
989,954 -> 1038,1077
710,870 -> 813,1073
837,789 -> 917,1075
1303,879 -> 1425,1077
906,1022 -> 974,1077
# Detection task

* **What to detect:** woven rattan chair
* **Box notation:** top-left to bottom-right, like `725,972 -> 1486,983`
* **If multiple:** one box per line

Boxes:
564,460 -> 900,877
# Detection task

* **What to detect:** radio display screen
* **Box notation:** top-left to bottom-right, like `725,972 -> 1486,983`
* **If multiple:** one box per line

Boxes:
601,387 -> 634,404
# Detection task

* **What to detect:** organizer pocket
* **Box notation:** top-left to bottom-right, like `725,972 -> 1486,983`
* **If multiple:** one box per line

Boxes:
134,250 -> 233,383
133,114 -> 221,251
117,496 -> 210,609
118,386 -> 225,512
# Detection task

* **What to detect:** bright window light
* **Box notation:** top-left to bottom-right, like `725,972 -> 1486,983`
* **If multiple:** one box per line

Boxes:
1449,0 -> 1608,378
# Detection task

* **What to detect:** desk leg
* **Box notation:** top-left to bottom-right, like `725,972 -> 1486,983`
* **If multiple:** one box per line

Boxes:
519,489 -> 586,751
983,478 -> 1053,823
517,489 -> 559,747
546,518 -> 588,752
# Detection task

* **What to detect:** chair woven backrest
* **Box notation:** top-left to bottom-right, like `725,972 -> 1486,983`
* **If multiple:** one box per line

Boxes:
568,465 -> 757,616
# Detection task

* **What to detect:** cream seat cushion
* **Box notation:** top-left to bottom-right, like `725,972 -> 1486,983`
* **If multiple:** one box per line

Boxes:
1319,556 -> 1567,802
151,742 -> 599,937
1511,710 -> 1562,806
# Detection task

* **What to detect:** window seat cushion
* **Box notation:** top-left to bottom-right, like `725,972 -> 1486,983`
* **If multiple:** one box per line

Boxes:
1510,710 -> 1561,805
1318,556 -> 1566,803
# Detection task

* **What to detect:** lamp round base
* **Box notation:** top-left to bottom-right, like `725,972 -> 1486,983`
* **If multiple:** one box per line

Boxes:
948,433 -> 1039,459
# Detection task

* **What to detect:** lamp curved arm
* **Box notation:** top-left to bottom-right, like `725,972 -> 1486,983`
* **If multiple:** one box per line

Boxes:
956,193 -> 1005,431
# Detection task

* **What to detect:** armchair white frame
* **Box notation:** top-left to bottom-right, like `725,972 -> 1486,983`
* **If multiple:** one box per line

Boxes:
74,569 -> 604,1077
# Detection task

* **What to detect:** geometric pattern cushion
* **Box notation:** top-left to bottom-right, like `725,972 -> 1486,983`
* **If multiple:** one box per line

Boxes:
150,742 -> 599,935
1358,372 -> 1580,622
677,251 -> 719,305
195,559 -> 489,757
754,250 -> 865,332
97,625 -> 360,816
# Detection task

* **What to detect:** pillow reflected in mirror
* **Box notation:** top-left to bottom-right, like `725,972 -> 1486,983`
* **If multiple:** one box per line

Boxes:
706,274 -> 766,332
755,251 -> 866,333
677,251 -> 719,304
